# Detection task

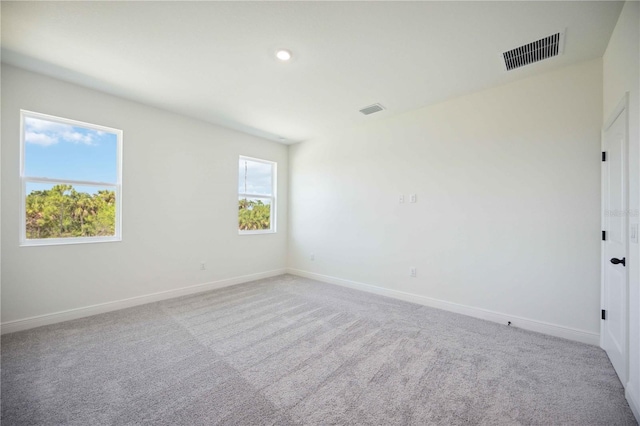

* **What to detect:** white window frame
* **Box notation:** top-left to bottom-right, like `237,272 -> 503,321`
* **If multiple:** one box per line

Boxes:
19,110 -> 123,246
238,155 -> 277,235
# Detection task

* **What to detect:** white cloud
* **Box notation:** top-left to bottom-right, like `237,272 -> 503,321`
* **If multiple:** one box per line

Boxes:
62,131 -> 95,145
25,117 -> 72,133
24,117 -> 98,146
25,132 -> 58,147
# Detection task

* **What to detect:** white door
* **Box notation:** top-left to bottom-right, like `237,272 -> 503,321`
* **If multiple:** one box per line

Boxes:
602,97 -> 628,384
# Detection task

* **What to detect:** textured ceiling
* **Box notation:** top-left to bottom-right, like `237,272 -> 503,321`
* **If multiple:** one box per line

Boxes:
1,1 -> 623,144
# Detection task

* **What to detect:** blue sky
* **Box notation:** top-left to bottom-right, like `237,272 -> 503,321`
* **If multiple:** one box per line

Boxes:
25,116 -> 118,193
238,159 -> 273,195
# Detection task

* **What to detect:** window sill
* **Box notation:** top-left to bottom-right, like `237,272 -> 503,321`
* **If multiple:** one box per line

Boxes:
238,230 -> 276,236
20,236 -> 122,247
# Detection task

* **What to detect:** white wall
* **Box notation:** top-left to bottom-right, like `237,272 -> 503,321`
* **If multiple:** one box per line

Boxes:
1,64 -> 288,326
603,0 -> 640,419
289,59 -> 603,341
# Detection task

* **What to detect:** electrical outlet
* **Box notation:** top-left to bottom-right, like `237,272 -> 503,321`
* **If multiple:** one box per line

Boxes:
399,195 -> 405,204
310,253 -> 315,261
409,194 -> 417,203
410,267 -> 416,277
200,262 -> 206,270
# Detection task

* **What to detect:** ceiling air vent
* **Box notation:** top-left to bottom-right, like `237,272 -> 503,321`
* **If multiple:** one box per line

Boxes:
503,32 -> 565,71
359,104 -> 385,115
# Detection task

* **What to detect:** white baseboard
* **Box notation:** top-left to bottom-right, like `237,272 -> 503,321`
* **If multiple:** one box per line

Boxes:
627,382 -> 640,423
287,268 -> 600,346
1,269 -> 286,335
4,267 -> 601,347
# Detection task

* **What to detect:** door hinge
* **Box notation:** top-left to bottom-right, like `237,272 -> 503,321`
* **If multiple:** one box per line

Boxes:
602,152 -> 607,162
601,309 -> 606,320
602,230 -> 606,241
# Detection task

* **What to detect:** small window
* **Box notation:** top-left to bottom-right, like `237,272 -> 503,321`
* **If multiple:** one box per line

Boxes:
20,110 -> 122,246
238,156 -> 276,234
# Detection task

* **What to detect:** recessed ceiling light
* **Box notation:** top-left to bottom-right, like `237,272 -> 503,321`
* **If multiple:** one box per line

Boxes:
276,49 -> 292,61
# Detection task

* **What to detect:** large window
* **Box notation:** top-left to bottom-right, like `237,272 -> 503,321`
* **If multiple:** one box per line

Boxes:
238,156 -> 276,234
20,110 -> 122,246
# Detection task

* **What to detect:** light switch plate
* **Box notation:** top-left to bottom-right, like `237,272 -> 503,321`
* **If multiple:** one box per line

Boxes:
631,224 -> 639,244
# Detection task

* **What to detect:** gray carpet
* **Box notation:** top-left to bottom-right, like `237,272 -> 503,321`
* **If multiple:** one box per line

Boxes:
2,274 -> 636,425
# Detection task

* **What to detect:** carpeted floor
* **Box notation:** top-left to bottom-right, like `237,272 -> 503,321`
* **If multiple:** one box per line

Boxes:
1,274 -> 636,425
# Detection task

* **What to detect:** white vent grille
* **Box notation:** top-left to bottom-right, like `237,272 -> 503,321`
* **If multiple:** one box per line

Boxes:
359,104 -> 385,115
503,32 -> 564,71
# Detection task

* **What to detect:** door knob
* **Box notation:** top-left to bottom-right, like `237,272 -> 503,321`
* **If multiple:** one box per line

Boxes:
610,257 -> 626,266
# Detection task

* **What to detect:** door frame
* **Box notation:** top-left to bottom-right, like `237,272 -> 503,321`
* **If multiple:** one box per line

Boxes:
601,92 -> 630,385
